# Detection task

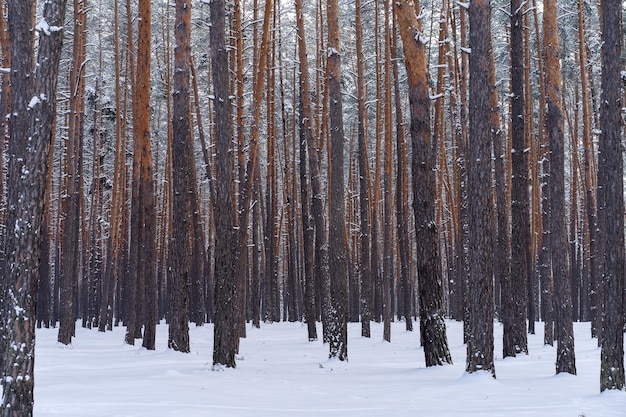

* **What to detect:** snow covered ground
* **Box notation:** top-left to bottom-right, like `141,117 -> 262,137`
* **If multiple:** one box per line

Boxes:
34,320 -> 626,416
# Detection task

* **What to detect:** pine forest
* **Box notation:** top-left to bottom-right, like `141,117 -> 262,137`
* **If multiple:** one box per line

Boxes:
0,0 -> 625,414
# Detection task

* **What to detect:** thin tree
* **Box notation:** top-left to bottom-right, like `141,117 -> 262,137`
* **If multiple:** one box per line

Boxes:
509,0 -> 529,355
1,0 -> 67,413
466,0 -> 495,376
327,0 -> 349,361
295,0 -> 318,341
59,0 -> 87,346
598,0 -> 624,392
355,0 -> 373,338
395,0 -> 452,366
543,0 -> 575,375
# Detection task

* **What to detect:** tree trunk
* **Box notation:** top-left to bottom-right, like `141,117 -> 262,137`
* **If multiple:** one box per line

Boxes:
543,0 -> 576,375
211,0 -> 237,368
598,0 -> 624,391
168,0 -> 193,353
326,0 -> 348,361
2,0 -> 66,413
295,0 -> 319,342
465,0 -> 495,376
59,0 -> 87,346
395,0 -> 452,367
509,0 -> 529,354
355,0 -> 372,338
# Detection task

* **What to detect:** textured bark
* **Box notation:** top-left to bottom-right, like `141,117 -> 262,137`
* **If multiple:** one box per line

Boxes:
543,0 -> 576,375
509,0 -> 529,354
395,0 -> 451,366
2,0 -> 66,413
391,9 -> 412,332
167,0 -> 192,353
523,9 -> 537,334
130,0 -> 158,351
100,0 -> 124,332
494,45 -> 513,358
354,0 -> 372,338
59,0 -> 87,347
577,0 -> 598,338
466,0 -> 495,376
211,0 -> 237,368
382,0 -> 394,343
295,0 -> 319,341
598,0 -> 624,392
327,0 -> 348,361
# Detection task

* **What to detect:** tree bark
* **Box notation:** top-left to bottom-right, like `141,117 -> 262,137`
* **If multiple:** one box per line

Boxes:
466,0 -> 495,376
211,0 -> 237,368
168,0 -> 193,353
543,0 -> 576,375
295,0 -> 319,342
326,0 -> 348,361
509,0 -> 529,354
2,0 -> 66,413
598,0 -> 624,391
395,0 -> 452,366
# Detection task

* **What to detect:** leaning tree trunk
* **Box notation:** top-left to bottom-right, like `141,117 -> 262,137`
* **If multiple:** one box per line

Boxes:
395,0 -> 452,367
295,0 -> 319,342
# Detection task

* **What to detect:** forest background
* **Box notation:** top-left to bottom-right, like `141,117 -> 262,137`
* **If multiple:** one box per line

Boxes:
0,0 -> 624,414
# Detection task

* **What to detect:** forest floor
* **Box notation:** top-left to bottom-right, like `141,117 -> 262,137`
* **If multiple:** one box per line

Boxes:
33,318 -> 626,416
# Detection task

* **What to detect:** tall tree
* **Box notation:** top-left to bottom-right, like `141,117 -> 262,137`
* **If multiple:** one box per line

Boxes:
395,0 -> 452,366
598,0 -> 624,392
125,0 -> 158,350
1,0 -> 67,413
168,0 -> 193,353
466,0 -> 495,376
58,0 -> 87,346
508,0 -> 529,355
326,0 -> 349,361
211,0 -> 238,368
295,0 -> 319,341
543,0 -> 575,375
355,0 -> 373,339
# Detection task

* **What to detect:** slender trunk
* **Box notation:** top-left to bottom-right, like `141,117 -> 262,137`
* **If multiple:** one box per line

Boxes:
327,0 -> 349,361
544,0 -> 576,375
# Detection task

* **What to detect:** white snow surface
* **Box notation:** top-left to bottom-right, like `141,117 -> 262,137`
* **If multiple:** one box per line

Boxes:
33,320 -> 626,416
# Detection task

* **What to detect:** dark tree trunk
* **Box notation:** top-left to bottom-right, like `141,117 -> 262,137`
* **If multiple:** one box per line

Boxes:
395,0 -> 452,366
355,0 -> 372,338
327,0 -> 349,361
59,0 -> 87,346
168,0 -> 193,353
211,0 -> 237,368
295,0 -> 318,341
466,0 -> 495,376
544,0 -> 576,375
598,0 -> 624,392
1,0 -> 67,413
509,0 -> 529,355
